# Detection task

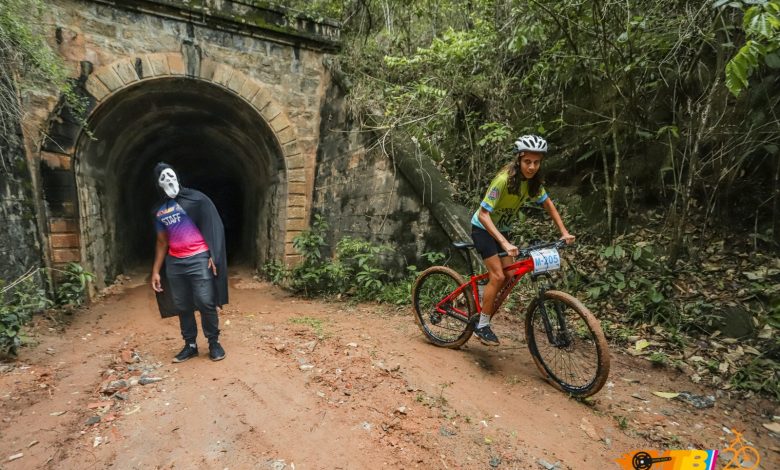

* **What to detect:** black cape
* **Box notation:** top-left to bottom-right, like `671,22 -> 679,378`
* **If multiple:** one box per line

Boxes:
155,188 -> 229,318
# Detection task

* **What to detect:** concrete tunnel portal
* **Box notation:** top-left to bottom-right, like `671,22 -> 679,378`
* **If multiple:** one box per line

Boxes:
74,77 -> 287,276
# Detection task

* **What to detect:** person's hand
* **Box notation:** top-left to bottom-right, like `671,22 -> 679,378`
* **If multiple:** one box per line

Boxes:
151,272 -> 162,292
501,240 -> 519,257
561,232 -> 576,245
208,258 -> 217,276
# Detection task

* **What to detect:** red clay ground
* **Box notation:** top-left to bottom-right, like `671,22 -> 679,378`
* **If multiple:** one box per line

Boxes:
0,269 -> 778,469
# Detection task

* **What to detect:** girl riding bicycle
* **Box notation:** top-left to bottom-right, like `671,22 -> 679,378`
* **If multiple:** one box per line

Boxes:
471,135 -> 575,345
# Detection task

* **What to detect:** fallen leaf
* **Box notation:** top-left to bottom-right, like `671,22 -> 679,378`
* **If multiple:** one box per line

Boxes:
635,339 -> 650,351
652,391 -> 679,399
763,422 -> 780,434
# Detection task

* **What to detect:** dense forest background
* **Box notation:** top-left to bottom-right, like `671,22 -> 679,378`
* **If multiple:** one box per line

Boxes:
281,0 -> 780,397
290,0 -> 780,251
1,0 -> 779,396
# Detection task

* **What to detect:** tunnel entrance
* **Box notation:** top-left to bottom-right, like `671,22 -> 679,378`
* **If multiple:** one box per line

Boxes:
74,77 -> 286,279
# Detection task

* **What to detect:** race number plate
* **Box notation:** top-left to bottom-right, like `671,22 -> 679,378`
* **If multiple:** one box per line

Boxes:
530,248 -> 561,274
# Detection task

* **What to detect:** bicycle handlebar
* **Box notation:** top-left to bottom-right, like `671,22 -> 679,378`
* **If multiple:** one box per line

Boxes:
497,239 -> 569,259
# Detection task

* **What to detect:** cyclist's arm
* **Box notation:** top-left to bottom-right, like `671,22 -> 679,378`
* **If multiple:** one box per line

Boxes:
477,209 -> 518,256
541,198 -> 574,243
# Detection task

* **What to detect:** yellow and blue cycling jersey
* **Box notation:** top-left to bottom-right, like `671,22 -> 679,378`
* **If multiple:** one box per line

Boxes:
471,170 -> 548,232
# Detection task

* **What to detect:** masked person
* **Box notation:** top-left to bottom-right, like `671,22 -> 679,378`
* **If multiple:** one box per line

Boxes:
151,163 -> 228,362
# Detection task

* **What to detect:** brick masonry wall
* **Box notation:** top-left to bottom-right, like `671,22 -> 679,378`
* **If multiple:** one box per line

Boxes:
19,0 -> 338,287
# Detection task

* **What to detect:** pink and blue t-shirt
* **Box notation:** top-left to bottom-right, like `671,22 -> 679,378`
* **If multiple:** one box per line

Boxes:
155,200 -> 209,258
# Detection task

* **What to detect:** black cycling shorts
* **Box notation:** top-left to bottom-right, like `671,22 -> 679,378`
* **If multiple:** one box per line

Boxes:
471,226 -> 509,260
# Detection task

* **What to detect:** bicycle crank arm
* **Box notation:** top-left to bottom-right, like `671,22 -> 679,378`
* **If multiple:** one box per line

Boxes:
632,452 -> 671,469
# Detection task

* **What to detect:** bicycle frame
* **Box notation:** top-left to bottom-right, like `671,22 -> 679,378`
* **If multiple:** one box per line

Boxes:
434,252 -> 571,347
434,257 -> 534,321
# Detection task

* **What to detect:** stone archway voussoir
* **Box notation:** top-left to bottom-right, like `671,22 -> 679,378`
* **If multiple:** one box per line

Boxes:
211,63 -> 234,87
199,58 -> 218,82
226,70 -> 248,94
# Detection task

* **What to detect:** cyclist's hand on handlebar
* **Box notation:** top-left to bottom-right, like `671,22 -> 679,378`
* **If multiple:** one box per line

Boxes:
501,241 -> 519,257
561,233 -> 575,245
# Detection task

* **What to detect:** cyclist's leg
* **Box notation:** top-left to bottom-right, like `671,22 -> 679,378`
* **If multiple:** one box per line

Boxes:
472,227 -> 513,318
489,256 -> 516,320
481,254 -> 506,318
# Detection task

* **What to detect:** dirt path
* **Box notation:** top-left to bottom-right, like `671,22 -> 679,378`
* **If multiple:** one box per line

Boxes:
1,270 -> 778,469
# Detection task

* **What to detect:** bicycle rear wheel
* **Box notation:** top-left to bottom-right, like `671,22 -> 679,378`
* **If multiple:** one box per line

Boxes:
525,290 -> 610,397
412,266 -> 475,348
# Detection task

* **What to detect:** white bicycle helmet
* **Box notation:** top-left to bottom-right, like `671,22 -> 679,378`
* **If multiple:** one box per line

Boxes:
513,135 -> 548,153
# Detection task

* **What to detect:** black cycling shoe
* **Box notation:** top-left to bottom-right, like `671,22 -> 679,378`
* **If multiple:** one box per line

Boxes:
474,325 -> 500,346
173,343 -> 198,363
209,342 -> 226,361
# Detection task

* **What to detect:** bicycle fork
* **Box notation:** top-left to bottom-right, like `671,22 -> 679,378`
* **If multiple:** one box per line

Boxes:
533,274 -> 572,348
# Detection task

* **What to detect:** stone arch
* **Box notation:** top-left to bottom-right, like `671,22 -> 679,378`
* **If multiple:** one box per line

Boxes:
41,52 -> 308,288
83,51 -> 308,241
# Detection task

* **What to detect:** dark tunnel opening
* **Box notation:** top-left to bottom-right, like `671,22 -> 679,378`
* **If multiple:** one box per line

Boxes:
124,151 -> 248,264
75,78 -> 286,278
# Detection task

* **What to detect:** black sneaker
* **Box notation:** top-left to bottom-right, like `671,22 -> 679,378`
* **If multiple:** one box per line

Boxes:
474,325 -> 500,346
209,342 -> 226,361
173,343 -> 198,363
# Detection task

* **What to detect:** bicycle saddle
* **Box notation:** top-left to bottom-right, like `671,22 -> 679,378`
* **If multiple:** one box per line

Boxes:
451,242 -> 474,250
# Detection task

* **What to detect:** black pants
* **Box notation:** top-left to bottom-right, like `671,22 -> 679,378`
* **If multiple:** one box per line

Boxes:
165,252 -> 220,344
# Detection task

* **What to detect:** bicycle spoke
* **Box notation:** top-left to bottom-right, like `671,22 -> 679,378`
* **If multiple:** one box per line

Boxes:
413,268 -> 474,347
530,297 -> 602,392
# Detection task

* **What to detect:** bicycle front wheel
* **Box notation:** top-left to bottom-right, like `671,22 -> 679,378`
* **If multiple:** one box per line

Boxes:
412,266 -> 475,349
525,290 -> 610,397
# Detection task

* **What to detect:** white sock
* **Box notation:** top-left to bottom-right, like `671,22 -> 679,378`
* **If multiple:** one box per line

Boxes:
477,313 -> 491,329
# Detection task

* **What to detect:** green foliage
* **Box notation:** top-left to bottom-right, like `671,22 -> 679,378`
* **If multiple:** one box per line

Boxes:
335,0 -> 780,245
265,216 -> 444,305
292,214 -> 329,266
722,0 -> 780,95
261,260 -> 290,285
648,351 -> 670,366
0,0 -> 88,159
584,241 -> 684,328
55,262 -> 95,307
0,263 -> 94,357
730,356 -> 780,399
288,316 -> 325,337
336,237 -> 390,298
0,276 -> 51,357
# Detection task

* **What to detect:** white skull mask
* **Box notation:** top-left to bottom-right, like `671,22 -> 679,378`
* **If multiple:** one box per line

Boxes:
158,168 -> 180,198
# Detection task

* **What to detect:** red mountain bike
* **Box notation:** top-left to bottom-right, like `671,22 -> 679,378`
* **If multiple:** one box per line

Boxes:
412,240 -> 610,397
